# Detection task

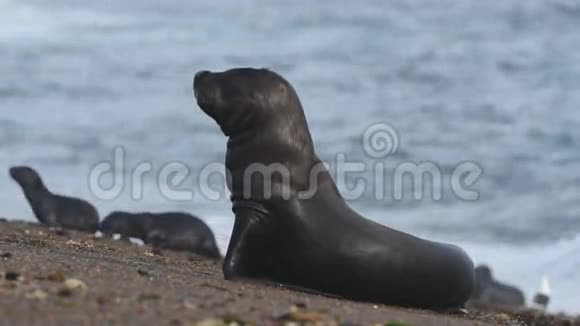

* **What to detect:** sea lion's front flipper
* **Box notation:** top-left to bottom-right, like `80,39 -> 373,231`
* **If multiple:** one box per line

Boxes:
223,205 -> 270,280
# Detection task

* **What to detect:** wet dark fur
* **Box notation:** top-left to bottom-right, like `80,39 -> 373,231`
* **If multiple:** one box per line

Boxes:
101,211 -> 221,259
9,166 -> 99,232
193,68 -> 475,309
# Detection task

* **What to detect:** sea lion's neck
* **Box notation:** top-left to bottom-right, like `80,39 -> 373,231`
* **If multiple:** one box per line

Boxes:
17,181 -> 51,222
227,131 -> 316,182
20,180 -> 51,203
232,200 -> 269,217
225,119 -> 321,207
226,123 -> 316,164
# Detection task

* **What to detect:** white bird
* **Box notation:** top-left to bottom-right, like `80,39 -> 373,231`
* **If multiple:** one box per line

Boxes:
539,275 -> 551,296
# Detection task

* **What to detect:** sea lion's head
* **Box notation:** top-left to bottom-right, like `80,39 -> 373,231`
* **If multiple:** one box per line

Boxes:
199,237 -> 222,259
9,166 -> 44,190
472,264 -> 494,298
193,68 -> 307,138
101,212 -> 152,239
100,211 -> 132,236
194,68 -> 320,202
475,264 -> 493,283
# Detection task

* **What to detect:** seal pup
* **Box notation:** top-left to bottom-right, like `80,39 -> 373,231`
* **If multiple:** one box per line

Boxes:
100,211 -> 221,259
470,264 -> 525,308
9,166 -> 99,232
193,68 -> 475,309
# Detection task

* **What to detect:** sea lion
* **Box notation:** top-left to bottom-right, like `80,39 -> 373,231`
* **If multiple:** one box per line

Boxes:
193,68 -> 475,309
9,166 -> 99,232
470,265 -> 525,308
100,211 -> 221,259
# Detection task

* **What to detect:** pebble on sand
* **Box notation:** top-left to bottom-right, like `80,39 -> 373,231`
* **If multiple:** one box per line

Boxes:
25,289 -> 48,300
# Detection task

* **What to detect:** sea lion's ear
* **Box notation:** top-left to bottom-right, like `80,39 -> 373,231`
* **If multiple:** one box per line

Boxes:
278,83 -> 287,93
275,83 -> 289,104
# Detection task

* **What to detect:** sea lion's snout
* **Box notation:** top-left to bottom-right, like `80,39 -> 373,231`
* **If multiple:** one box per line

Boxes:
193,70 -> 212,100
9,166 -> 27,180
194,70 -> 211,84
194,70 -> 234,132
8,167 -> 19,179
193,70 -> 219,113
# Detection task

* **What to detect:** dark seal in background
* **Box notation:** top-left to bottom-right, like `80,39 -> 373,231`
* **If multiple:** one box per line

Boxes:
9,166 -> 99,232
101,211 -> 221,259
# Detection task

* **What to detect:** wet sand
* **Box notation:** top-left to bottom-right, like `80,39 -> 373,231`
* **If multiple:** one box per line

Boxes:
0,220 -> 571,325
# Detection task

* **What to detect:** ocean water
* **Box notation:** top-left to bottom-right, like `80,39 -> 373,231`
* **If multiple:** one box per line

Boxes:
1,0 -> 580,313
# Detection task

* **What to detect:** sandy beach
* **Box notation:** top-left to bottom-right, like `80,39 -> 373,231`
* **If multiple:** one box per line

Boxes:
1,219 -> 562,326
